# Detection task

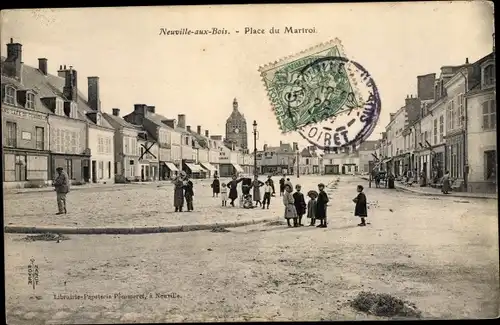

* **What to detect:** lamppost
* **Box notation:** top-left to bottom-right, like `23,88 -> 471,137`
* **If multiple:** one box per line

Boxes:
296,147 -> 300,178
253,120 -> 258,176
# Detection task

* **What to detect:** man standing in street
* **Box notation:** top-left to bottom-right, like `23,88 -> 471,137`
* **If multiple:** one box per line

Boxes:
53,167 -> 70,215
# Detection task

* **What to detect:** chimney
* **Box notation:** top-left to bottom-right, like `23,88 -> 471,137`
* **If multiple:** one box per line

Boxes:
465,58 -> 469,64
187,125 -> 191,132
177,114 -> 186,128
417,73 -> 436,101
263,144 -> 268,151
57,65 -> 65,78
112,108 -> 120,116
205,130 -> 209,137
63,68 -> 78,101
38,58 -> 48,75
87,76 -> 100,111
197,125 -> 201,134
293,142 -> 298,151
147,106 -> 155,113
5,38 -> 23,80
134,104 -> 148,115
279,141 -> 283,146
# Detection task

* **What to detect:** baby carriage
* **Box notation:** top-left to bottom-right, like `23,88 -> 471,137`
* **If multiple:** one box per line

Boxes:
242,194 -> 254,209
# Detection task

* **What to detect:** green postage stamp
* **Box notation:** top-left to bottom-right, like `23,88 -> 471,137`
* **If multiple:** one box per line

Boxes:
258,38 -> 363,133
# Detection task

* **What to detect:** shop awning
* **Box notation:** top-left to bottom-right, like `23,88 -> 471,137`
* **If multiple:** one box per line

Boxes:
185,163 -> 204,173
200,162 -> 217,172
163,162 -> 179,172
232,163 -> 244,173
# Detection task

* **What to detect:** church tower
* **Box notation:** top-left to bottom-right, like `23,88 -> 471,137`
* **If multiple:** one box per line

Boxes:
225,98 -> 248,149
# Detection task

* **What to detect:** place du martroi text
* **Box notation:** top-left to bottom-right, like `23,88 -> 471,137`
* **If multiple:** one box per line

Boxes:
159,27 -> 317,36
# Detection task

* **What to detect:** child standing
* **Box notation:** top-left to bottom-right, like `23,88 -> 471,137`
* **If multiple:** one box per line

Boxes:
316,183 -> 329,228
282,184 -> 298,227
293,184 -> 307,226
262,180 -> 272,209
220,183 -> 228,206
353,185 -> 368,226
306,190 -> 318,226
211,176 -> 220,197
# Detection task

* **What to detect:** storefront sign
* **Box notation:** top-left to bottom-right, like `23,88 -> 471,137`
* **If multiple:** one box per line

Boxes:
3,107 -> 46,121
21,132 -> 32,140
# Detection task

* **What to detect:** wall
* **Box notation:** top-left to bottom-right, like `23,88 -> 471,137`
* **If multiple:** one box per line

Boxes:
48,115 -> 86,154
197,148 -> 209,163
88,125 -> 115,183
2,106 -> 49,151
467,91 -> 496,188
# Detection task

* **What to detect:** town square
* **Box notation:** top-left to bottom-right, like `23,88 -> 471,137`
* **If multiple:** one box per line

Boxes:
2,3 -> 498,323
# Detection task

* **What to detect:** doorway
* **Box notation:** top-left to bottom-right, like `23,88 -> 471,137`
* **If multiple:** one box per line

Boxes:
91,160 -> 97,183
341,165 -> 346,174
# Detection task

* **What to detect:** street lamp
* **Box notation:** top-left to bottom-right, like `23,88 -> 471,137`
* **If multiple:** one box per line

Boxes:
253,120 -> 258,176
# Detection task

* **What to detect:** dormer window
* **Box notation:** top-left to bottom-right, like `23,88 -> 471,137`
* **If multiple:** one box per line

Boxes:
483,64 -> 495,87
4,86 -> 16,105
96,113 -> 102,126
26,92 -> 35,109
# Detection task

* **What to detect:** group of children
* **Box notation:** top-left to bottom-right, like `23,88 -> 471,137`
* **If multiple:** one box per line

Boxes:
283,182 -> 369,228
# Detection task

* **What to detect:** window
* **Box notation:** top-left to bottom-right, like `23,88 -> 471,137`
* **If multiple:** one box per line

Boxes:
26,93 -> 35,109
457,93 -> 464,128
4,86 -> 16,105
124,137 -> 129,154
99,161 -> 104,179
433,119 -> 438,145
482,100 -> 496,130
6,121 -> 17,147
424,131 -> 428,143
439,115 -> 444,143
65,159 -> 73,179
35,127 -> 44,150
98,137 -> 104,154
108,161 -> 112,178
483,64 -> 495,87
485,150 -> 496,180
185,136 -> 189,145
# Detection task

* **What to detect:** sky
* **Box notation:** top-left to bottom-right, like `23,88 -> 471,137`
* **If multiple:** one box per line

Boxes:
1,2 -> 494,150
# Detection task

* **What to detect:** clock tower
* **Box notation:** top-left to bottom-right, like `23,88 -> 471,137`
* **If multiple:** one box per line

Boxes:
225,98 -> 248,149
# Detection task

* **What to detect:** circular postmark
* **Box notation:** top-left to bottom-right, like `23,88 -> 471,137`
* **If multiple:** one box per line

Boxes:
283,56 -> 381,150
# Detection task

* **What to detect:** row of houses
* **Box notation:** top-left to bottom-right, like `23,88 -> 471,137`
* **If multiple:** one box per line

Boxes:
372,45 -> 496,193
1,39 -> 256,188
255,140 -> 379,175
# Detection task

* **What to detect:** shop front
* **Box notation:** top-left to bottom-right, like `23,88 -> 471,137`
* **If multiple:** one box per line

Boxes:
446,133 -> 465,181
3,147 -> 51,188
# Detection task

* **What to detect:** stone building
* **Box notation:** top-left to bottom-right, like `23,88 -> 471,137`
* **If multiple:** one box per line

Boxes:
257,141 -> 298,175
2,39 -> 51,188
465,52 -> 496,193
225,98 -> 248,150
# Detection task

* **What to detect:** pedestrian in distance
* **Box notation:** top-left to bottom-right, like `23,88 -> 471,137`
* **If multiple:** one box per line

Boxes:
262,180 -> 272,209
306,190 -> 318,226
173,173 -> 185,212
441,170 -> 451,194
353,184 -> 368,226
251,175 -> 265,207
279,175 -> 286,196
316,183 -> 329,228
220,183 -> 228,206
283,184 -> 298,227
183,176 -> 195,212
293,184 -> 307,226
211,175 -> 220,197
53,167 -> 70,215
267,175 -> 276,196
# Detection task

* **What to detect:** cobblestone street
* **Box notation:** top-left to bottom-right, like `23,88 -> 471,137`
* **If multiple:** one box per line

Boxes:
5,176 -> 499,323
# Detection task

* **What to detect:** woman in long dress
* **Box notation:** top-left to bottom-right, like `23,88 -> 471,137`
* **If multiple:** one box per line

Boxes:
441,170 -> 451,194
226,175 -> 243,207
283,184 -> 298,227
251,175 -> 265,207
173,174 -> 185,212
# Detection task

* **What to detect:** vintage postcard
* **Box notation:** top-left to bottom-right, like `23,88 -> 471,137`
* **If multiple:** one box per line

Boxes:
2,2 -> 498,323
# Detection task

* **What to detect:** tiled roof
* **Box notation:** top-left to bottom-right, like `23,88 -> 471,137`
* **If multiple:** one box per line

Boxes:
1,56 -> 113,129
145,112 -> 175,131
103,112 -> 143,130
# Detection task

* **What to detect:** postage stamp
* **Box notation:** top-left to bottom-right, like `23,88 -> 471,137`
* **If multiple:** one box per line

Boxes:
259,38 -> 381,149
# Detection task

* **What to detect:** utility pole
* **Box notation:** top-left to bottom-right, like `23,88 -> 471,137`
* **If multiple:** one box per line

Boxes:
296,149 -> 300,178
253,120 -> 258,176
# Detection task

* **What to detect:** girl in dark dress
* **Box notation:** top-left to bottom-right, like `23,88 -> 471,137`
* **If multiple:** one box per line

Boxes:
183,177 -> 194,212
279,176 -> 286,196
316,183 -> 329,228
353,184 -> 368,226
211,176 -> 220,197
293,184 -> 307,227
227,175 -> 243,207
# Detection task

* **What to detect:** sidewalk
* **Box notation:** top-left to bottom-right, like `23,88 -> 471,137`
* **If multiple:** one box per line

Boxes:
359,177 -> 497,200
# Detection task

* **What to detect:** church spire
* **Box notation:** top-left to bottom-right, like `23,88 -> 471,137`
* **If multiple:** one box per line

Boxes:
233,98 -> 238,111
